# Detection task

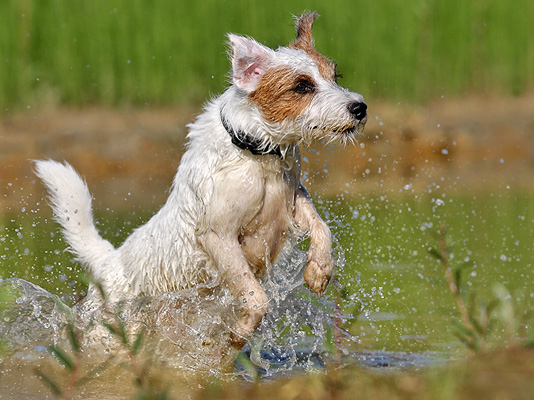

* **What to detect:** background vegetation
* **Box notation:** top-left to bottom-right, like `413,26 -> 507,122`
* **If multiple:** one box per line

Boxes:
2,1 -> 534,398
1,0 -> 533,110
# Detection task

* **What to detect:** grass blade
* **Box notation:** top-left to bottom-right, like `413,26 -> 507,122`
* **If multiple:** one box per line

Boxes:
49,345 -> 75,370
132,333 -> 144,356
67,324 -> 81,353
34,369 -> 63,396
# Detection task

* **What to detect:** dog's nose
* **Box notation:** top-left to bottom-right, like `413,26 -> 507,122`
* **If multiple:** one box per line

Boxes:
348,101 -> 367,121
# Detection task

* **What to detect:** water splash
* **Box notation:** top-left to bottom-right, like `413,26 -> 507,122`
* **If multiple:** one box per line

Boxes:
0,278 -> 68,354
0,242 -> 335,375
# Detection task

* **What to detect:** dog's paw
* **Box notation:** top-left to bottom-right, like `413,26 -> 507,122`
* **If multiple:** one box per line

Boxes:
230,299 -> 269,349
230,329 -> 249,350
230,321 -> 256,350
304,248 -> 333,297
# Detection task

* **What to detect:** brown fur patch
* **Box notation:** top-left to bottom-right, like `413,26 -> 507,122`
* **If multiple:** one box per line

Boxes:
292,45 -> 337,82
249,66 -> 315,123
289,12 -> 337,81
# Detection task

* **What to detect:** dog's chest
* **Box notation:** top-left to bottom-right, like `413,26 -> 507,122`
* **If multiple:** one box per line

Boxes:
239,157 -> 299,274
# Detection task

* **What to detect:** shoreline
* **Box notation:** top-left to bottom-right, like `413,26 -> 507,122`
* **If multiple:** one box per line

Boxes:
1,95 -> 533,212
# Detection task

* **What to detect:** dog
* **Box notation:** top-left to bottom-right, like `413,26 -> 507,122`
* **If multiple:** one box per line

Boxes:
35,12 -> 367,349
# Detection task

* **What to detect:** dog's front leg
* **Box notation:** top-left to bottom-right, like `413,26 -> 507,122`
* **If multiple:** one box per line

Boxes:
200,231 -> 269,349
294,185 -> 334,297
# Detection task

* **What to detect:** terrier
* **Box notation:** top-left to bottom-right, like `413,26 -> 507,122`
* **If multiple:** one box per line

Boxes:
35,12 -> 367,348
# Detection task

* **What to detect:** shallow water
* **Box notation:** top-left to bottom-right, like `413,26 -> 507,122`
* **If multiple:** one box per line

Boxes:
1,191 -> 533,397
335,191 -> 534,354
0,277 -> 445,399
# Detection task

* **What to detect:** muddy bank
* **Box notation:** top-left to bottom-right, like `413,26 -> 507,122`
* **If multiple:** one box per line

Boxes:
1,96 -> 533,212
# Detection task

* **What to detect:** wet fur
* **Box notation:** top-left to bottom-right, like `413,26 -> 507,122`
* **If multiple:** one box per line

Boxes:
34,12 -> 366,349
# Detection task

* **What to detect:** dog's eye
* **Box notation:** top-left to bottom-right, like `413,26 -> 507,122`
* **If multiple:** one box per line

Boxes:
293,80 -> 315,94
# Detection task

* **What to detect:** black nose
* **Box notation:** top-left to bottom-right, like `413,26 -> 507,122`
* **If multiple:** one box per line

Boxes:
348,102 -> 367,120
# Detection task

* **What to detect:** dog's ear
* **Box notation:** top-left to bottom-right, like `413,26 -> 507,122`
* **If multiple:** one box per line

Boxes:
228,34 -> 274,92
292,12 -> 319,51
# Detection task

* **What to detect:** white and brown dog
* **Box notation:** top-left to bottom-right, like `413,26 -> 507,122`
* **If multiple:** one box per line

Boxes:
35,12 -> 367,348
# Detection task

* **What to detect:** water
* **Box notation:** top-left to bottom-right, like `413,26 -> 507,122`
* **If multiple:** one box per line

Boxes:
1,191 -> 533,397
335,192 -> 534,353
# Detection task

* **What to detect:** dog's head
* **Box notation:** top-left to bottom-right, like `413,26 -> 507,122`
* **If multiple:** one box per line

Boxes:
228,12 -> 367,147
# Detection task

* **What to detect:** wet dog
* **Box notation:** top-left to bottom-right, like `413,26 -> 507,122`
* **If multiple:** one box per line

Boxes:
35,12 -> 367,349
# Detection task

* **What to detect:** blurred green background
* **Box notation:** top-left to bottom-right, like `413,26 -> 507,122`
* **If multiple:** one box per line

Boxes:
1,0 -> 533,109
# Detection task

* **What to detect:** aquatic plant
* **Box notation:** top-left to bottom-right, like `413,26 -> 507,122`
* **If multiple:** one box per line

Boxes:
102,308 -> 169,400
322,273 -> 363,365
34,285 -> 169,400
430,225 -> 532,352
34,323 -> 81,399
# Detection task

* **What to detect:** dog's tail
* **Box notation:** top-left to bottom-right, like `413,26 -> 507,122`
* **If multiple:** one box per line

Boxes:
34,160 -> 115,284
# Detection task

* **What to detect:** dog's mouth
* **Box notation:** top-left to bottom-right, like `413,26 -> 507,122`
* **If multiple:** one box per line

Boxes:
338,125 -> 357,135
304,117 -> 366,146
323,118 -> 366,137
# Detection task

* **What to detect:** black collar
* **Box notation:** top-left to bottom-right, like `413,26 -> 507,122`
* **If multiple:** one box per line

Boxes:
220,111 -> 282,158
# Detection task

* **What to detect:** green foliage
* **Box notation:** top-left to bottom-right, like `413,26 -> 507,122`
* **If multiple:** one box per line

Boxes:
0,0 -> 532,110
49,343 -> 76,371
35,320 -> 81,399
101,307 -> 169,399
33,292 -> 167,400
34,369 -> 63,397
235,352 -> 261,383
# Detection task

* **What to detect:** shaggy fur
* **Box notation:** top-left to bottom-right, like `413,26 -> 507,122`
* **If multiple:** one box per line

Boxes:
35,12 -> 367,348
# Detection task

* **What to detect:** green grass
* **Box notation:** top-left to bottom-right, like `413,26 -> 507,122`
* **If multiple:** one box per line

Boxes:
0,0 -> 533,110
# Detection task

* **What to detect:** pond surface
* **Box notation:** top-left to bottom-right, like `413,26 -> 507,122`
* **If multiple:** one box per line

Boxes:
333,191 -> 534,353
1,190 -> 533,398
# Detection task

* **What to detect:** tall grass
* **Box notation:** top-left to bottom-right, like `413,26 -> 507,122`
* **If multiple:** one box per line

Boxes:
0,0 -> 532,109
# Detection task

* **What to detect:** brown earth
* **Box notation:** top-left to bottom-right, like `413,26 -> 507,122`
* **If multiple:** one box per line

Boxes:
193,348 -> 534,400
1,95 -> 533,213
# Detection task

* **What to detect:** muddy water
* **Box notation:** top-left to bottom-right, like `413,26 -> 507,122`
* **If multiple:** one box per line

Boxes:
0,246 -> 339,398
0,235 -> 449,399
3,190 -> 533,398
